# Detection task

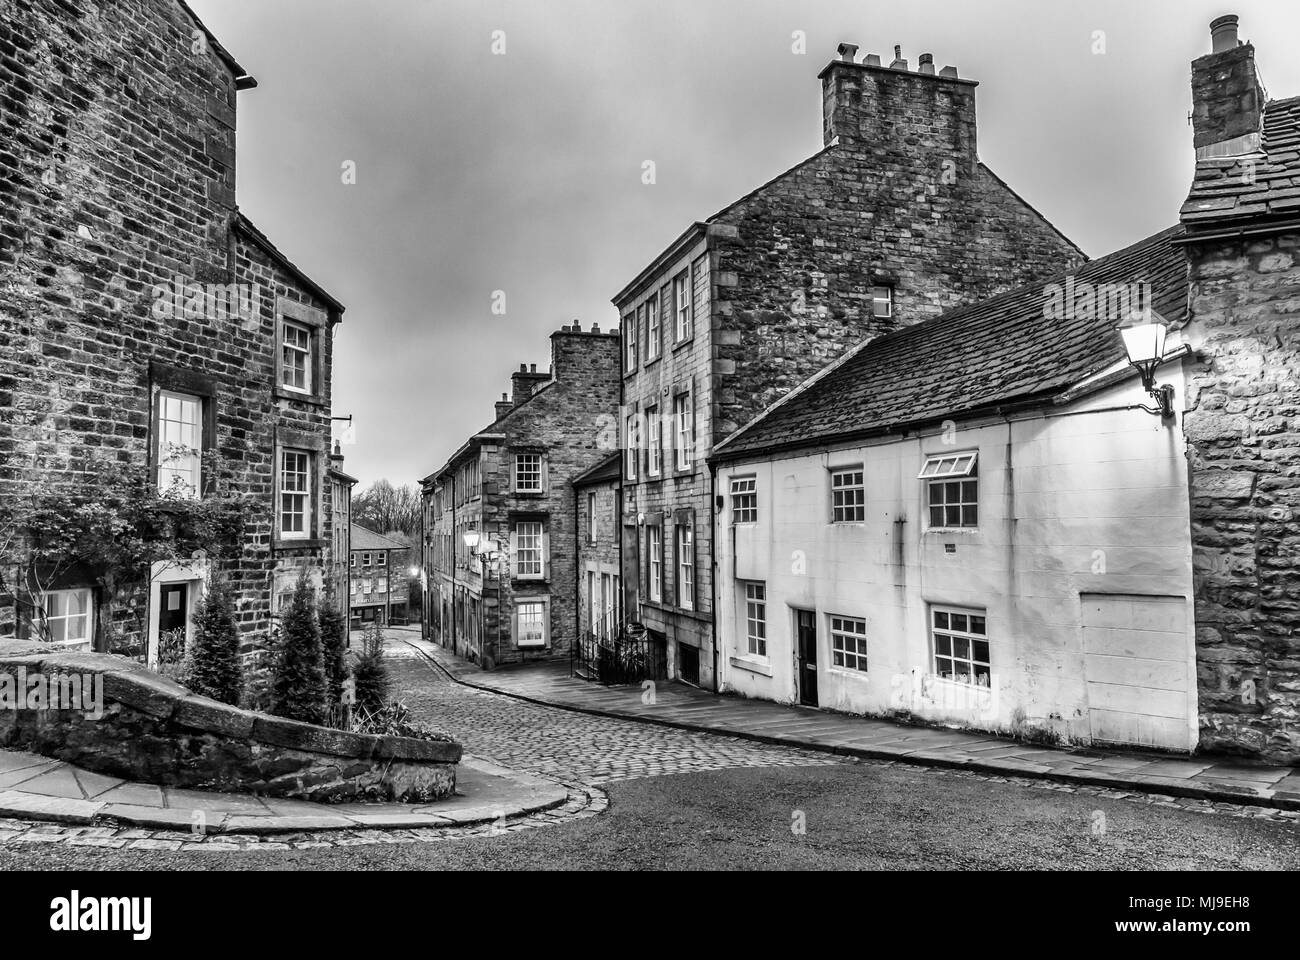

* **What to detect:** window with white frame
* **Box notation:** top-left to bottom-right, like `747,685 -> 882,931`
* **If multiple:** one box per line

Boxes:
587,492 -> 598,544
625,315 -> 638,369
646,406 -> 661,476
731,476 -> 757,524
648,525 -> 662,602
350,554 -> 356,568
517,600 -> 547,648
377,553 -> 387,567
157,390 -> 202,498
37,588 -> 93,647
744,582 -> 766,657
515,453 -> 543,492
674,393 -> 692,470
677,524 -> 694,610
830,616 -> 868,673
279,450 -> 312,538
830,467 -> 865,523
362,553 -> 373,567
674,273 -> 691,341
872,285 -> 893,319
931,607 -> 991,686
281,321 -> 312,393
921,453 -> 979,528
516,522 -> 544,578
587,571 -> 598,632
646,296 -> 660,361
625,414 -> 639,480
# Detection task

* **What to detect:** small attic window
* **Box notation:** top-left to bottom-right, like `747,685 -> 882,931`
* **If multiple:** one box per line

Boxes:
872,285 -> 893,319
918,453 -> 977,480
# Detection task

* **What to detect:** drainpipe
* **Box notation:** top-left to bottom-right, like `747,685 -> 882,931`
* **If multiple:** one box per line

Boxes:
710,460 -> 720,693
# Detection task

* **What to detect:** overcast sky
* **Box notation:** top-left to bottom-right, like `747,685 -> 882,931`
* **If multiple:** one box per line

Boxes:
189,0 -> 1300,489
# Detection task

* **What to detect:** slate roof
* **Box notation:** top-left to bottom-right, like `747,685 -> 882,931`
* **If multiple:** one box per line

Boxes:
1181,97 -> 1300,230
713,224 -> 1189,462
572,452 -> 622,487
349,524 -> 408,552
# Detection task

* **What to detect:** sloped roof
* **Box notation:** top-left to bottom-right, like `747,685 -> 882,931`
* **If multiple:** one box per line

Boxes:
572,452 -> 622,487
349,524 -> 408,551
175,0 -> 255,87
233,213 -> 346,320
713,224 -> 1189,462
1181,96 -> 1300,230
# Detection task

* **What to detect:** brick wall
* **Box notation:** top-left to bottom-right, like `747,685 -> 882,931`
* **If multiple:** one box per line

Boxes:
0,0 -> 340,652
1183,232 -> 1300,764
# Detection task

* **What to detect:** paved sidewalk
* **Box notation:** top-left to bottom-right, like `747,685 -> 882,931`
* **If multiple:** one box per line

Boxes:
0,749 -> 570,834
406,636 -> 1300,811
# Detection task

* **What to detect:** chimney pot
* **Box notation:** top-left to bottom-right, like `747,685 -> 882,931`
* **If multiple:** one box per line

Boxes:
864,53 -> 881,67
573,319 -> 582,332
1210,14 -> 1240,53
836,42 -> 859,63
939,65 -> 959,79
919,52 -> 935,75
591,323 -> 601,334
530,363 -> 537,373
890,45 -> 908,70
519,363 -> 527,373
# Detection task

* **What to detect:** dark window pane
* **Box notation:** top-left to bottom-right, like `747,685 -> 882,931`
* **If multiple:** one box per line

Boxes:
971,616 -> 986,635
934,612 -> 949,630
965,504 -> 978,527
935,634 -> 951,655
951,613 -> 968,632
973,640 -> 990,662
946,505 -> 961,526
961,480 -> 978,502
953,636 -> 970,659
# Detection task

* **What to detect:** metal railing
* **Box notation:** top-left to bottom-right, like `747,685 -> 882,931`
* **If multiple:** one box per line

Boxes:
572,624 -> 666,686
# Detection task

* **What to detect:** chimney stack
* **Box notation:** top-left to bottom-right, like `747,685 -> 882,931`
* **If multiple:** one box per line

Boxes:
495,392 -> 513,420
819,40 -> 978,167
1191,14 -> 1263,158
511,364 -> 549,406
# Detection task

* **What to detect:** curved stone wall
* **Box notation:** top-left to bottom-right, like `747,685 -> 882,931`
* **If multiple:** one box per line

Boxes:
0,640 -> 461,803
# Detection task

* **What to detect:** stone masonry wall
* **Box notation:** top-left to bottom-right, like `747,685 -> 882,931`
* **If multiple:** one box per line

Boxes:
1183,231 -> 1300,764
0,0 -> 339,651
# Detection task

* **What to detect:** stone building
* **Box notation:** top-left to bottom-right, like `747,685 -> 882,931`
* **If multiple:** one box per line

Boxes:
421,323 -> 620,668
614,42 -> 1085,688
711,226 -> 1198,750
348,524 -> 410,629
573,453 -> 623,643
706,15 -> 1300,763
0,0 -> 346,661
1178,16 -> 1300,763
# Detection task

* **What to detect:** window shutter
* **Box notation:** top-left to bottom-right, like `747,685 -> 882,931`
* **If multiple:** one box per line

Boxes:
542,528 -> 550,581
149,385 -> 162,491
509,526 -> 518,577
689,375 -> 698,467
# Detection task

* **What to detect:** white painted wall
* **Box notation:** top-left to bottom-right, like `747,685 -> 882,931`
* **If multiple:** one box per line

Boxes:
714,369 -> 1198,751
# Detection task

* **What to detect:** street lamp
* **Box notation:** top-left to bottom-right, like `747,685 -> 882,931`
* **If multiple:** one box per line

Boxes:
1117,315 -> 1175,418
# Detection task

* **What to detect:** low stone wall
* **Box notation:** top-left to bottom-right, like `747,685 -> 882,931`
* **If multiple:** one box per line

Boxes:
0,640 -> 462,802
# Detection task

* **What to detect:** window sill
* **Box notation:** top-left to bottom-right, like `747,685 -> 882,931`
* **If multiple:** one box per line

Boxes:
273,537 -> 326,552
643,356 -> 662,369
671,337 -> 695,353
827,666 -> 870,682
273,386 -> 327,408
730,656 -> 772,677
924,528 -> 981,536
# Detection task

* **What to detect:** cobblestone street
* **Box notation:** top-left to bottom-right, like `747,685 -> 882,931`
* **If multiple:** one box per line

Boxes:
384,640 -> 847,786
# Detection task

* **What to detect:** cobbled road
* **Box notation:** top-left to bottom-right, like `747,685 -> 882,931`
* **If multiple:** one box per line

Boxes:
385,641 -> 846,786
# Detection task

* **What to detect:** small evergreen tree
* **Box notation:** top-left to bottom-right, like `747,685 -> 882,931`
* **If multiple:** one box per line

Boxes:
271,576 -> 327,724
180,576 -> 243,704
318,582 -> 349,705
353,622 -> 390,714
